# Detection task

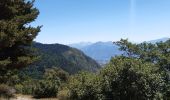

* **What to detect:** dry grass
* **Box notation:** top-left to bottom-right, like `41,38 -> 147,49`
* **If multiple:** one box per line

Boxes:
57,89 -> 69,100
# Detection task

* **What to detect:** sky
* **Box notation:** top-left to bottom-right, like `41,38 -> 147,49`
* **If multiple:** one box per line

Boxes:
32,0 -> 170,44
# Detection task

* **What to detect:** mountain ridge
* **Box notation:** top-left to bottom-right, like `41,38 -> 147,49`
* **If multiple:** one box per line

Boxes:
68,37 -> 170,64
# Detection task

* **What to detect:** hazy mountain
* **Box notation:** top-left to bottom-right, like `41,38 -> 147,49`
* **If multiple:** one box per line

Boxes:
69,38 -> 169,65
69,41 -> 122,65
147,37 -> 169,44
24,42 -> 101,78
69,42 -> 93,49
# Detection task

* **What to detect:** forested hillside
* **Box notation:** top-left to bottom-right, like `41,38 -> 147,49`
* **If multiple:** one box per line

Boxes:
23,42 -> 101,78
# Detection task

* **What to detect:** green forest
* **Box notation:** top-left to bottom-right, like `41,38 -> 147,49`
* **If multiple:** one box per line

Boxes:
1,0 -> 170,100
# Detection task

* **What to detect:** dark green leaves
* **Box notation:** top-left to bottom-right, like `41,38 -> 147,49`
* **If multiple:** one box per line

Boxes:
0,0 -> 41,69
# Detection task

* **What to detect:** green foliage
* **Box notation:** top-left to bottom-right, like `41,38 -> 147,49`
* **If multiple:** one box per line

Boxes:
164,84 -> 170,99
20,79 -> 37,94
33,68 -> 62,98
99,57 -> 164,100
33,79 -> 60,98
0,0 -> 41,69
0,0 -> 41,98
57,89 -> 69,100
44,67 -> 69,82
14,84 -> 24,94
68,57 -> 165,100
15,67 -> 69,98
0,0 -> 41,92
34,43 -> 101,74
13,75 -> 38,95
115,39 -> 170,71
0,69 -> 20,85
22,42 -> 101,79
68,72 -> 100,100
68,39 -> 170,100
115,39 -> 170,98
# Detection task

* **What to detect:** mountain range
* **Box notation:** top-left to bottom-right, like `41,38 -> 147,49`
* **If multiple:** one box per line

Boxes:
69,37 -> 169,65
23,37 -> 169,78
69,41 -> 122,65
147,37 -> 169,44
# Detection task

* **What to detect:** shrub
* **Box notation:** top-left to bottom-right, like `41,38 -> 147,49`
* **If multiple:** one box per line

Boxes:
0,84 -> 16,98
14,84 -> 24,94
99,57 -> 165,100
57,89 -> 69,100
33,79 -> 60,98
68,57 -> 165,100
14,79 -> 37,95
32,67 -> 64,98
68,72 -> 101,100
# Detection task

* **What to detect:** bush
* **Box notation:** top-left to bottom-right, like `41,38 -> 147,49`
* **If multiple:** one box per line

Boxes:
44,67 -> 69,82
99,57 -> 165,100
33,79 -> 60,98
13,67 -> 67,98
68,72 -> 101,100
68,57 -> 165,100
0,84 -> 16,98
14,79 -> 37,95
32,67 -> 64,98
14,84 -> 24,94
57,89 -> 69,100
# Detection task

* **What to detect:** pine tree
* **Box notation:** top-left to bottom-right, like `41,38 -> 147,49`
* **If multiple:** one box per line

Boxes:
0,0 -> 41,70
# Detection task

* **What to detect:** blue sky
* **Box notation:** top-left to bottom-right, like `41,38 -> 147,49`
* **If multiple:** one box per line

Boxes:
33,0 -> 170,44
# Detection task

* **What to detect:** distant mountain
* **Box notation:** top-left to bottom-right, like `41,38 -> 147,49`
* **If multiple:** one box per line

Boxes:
23,42 -> 101,78
69,41 -> 122,65
69,42 -> 93,49
147,37 -> 169,44
69,38 -> 170,65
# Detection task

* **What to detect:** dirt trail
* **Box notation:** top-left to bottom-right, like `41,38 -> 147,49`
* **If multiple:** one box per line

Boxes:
9,95 -> 59,100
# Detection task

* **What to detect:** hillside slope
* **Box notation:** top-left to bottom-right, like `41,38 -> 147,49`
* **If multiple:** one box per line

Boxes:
24,42 -> 101,77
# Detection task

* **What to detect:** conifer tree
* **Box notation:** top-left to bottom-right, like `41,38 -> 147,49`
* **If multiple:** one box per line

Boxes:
0,0 -> 41,70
